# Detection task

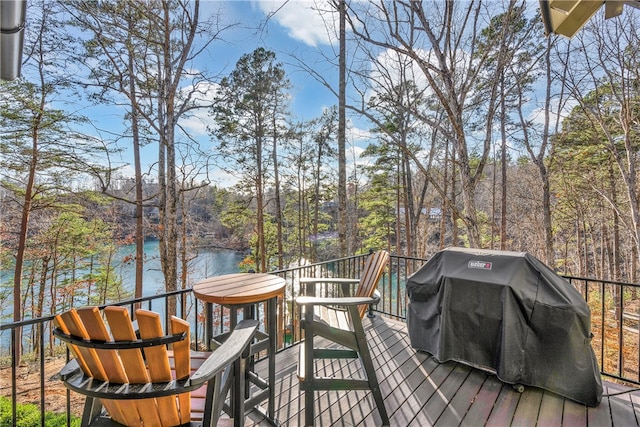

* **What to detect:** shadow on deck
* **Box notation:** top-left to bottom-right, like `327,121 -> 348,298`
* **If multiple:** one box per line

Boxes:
247,315 -> 640,426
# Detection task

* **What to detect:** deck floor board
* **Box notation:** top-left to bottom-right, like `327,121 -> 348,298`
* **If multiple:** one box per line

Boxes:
245,315 -> 640,426
435,366 -> 486,427
461,377 -> 503,426
536,391 -> 564,426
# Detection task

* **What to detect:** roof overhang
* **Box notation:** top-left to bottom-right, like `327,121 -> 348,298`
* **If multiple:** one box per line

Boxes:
539,0 -> 640,38
1,0 -> 27,81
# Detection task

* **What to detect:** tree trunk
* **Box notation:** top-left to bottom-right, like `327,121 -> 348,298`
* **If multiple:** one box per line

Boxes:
257,132 -> 266,272
451,148 -> 459,247
500,75 -> 507,250
272,118 -> 283,270
541,37 -> 555,266
127,19 -> 144,303
440,139 -> 449,250
338,0 -> 347,256
13,92 -> 44,364
610,165 -> 621,281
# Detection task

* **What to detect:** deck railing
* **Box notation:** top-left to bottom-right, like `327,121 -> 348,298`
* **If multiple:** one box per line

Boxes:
1,253 -> 639,425
564,276 -> 640,385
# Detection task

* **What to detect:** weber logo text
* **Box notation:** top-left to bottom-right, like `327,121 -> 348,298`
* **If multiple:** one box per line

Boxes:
468,260 -> 492,270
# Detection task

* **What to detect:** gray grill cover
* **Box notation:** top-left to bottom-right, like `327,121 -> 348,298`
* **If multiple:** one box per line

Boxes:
406,247 -> 602,406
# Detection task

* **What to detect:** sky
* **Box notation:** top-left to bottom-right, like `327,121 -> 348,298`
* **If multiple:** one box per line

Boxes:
87,1 -> 558,187
67,0 -> 373,186
204,1 -> 342,118
14,1 -> 566,188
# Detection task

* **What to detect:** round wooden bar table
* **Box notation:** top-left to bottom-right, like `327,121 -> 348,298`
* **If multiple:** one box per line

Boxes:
193,273 -> 285,425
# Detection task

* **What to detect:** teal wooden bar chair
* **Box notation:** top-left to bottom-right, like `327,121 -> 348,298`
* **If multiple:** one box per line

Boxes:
296,250 -> 391,426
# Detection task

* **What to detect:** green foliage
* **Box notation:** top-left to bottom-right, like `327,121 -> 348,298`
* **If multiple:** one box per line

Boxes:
36,211 -> 127,308
359,172 -> 396,253
89,262 -> 130,306
220,200 -> 253,242
246,214 -> 279,271
0,396 -> 80,427
211,47 -> 291,176
455,210 -> 495,250
476,210 -> 497,249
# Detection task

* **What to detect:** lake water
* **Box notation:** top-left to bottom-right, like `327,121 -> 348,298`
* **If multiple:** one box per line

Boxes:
0,242 -> 244,354
0,241 -> 244,318
117,240 -> 245,296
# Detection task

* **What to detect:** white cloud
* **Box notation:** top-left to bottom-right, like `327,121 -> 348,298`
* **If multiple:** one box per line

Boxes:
179,81 -> 219,137
253,0 -> 338,46
181,114 -> 210,137
347,123 -> 371,143
528,96 -> 578,129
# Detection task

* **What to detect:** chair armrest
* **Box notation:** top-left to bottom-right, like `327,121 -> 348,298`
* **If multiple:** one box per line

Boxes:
189,319 -> 259,386
372,289 -> 381,304
58,358 -> 82,381
296,296 -> 376,307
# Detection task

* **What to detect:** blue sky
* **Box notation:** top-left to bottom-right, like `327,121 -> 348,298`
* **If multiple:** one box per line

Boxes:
207,1 -> 342,118
30,1 -> 555,187
73,0 -> 372,185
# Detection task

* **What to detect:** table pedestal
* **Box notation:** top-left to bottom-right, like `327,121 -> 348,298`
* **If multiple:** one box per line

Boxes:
194,273 -> 285,426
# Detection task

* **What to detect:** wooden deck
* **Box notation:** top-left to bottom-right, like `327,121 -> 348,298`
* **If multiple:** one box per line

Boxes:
245,315 -> 640,426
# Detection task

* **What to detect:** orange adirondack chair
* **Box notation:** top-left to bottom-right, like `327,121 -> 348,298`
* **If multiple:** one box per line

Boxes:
54,306 -> 257,427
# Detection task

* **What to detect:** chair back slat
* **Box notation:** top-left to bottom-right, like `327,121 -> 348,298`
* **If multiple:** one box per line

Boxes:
136,309 -> 183,426
77,307 -> 129,383
56,309 -> 109,381
66,308 -> 138,426
104,307 -> 163,426
103,307 -> 148,382
53,312 -> 91,375
355,250 -> 390,318
171,316 -> 192,425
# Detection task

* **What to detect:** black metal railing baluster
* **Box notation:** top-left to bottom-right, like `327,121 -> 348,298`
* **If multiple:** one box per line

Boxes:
618,284 -> 624,378
39,322 -> 45,427
602,280 -> 607,372
65,345 -> 71,427
11,328 -> 17,427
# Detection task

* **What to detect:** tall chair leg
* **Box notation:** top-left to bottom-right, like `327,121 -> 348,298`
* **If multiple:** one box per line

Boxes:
304,308 -> 315,426
203,372 -> 223,427
81,396 -> 103,425
304,387 -> 315,426
349,306 -> 390,426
